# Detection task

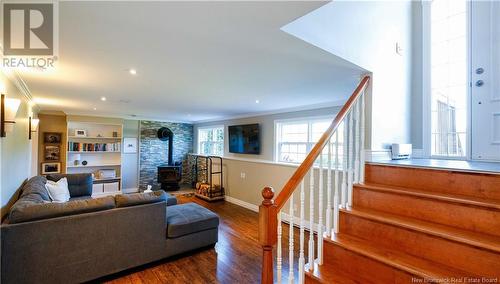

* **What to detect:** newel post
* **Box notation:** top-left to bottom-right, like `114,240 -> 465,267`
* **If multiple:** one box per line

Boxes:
259,186 -> 277,284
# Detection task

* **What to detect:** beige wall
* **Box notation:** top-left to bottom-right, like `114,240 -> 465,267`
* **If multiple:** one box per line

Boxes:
38,113 -> 68,174
1,72 -> 37,218
194,106 -> 346,214
220,158 -> 344,222
194,106 -> 341,161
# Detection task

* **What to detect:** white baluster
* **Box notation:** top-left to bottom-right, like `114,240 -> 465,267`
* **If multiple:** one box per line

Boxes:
277,210 -> 283,283
360,93 -> 366,183
308,169 -> 315,270
341,120 -> 348,208
333,130 -> 340,235
298,181 -> 306,284
288,193 -> 294,284
354,100 -> 361,184
348,112 -> 354,207
317,154 -> 324,265
325,139 -> 332,237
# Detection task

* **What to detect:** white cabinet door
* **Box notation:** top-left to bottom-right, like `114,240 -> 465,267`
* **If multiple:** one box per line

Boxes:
92,184 -> 104,194
471,1 -> 500,160
103,182 -> 119,193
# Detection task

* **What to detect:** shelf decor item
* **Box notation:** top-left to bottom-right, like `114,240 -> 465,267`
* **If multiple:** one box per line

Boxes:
43,132 -> 62,144
123,138 -> 137,153
41,162 -> 61,174
44,145 -> 61,161
74,154 -> 81,166
75,129 -> 87,137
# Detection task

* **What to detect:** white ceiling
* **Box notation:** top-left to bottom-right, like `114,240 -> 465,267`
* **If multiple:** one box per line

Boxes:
20,1 -> 365,122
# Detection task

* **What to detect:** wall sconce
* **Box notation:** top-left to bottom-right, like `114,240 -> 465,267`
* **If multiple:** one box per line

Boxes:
1,94 -> 21,137
29,116 -> 40,140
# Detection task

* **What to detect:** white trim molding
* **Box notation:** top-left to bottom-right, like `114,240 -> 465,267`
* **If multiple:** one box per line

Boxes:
364,149 -> 391,162
224,196 -> 259,212
224,195 -> 321,233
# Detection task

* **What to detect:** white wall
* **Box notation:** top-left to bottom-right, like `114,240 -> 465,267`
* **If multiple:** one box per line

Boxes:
410,1 -> 424,150
122,119 -> 139,192
1,72 -> 37,217
282,0 -> 414,150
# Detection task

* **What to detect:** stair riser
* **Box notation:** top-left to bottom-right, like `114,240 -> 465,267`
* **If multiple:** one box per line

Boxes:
305,276 -> 321,284
353,187 -> 500,237
339,212 -> 500,277
365,164 -> 500,201
322,241 -> 426,283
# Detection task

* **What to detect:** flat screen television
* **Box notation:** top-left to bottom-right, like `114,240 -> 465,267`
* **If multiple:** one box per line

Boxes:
228,124 -> 260,154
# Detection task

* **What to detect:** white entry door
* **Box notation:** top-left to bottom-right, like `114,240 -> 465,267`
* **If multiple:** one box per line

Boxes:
471,0 -> 500,161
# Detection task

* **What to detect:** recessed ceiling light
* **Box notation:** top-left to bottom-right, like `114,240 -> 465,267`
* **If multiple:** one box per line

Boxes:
255,99 -> 260,104
129,69 -> 137,75
93,107 -> 97,111
100,97 -> 106,101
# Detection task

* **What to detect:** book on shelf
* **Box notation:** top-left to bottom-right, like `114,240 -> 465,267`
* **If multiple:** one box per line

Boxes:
68,142 -> 121,152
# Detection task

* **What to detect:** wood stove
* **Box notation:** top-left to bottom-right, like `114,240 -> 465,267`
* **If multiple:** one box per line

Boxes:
156,127 -> 182,190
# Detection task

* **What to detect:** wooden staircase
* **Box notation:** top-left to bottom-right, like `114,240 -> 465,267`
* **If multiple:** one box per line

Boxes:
305,163 -> 500,283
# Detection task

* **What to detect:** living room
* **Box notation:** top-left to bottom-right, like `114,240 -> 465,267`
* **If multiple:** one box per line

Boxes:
1,1 -> 499,283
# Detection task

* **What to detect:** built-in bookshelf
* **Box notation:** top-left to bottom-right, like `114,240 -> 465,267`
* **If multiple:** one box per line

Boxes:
66,121 -> 123,196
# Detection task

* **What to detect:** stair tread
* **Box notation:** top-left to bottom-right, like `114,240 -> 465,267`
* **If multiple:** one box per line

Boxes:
358,183 -> 500,210
324,233 -> 478,280
341,206 -> 500,253
304,262 -> 363,284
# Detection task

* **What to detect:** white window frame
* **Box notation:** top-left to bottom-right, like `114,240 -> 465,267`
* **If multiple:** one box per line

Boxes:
422,0 -> 472,160
274,116 -> 334,164
197,125 -> 224,156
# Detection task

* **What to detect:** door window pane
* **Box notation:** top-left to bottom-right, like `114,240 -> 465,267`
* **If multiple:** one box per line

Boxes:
430,0 -> 468,157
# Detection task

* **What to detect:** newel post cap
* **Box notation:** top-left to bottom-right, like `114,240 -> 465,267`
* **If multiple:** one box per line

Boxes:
261,187 -> 274,206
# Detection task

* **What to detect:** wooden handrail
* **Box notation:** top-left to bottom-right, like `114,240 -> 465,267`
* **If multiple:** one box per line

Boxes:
258,75 -> 370,284
274,75 -> 370,210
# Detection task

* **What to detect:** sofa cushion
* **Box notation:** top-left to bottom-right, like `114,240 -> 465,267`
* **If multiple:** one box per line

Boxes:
115,191 -> 167,208
8,196 -> 116,224
19,176 -> 50,202
69,196 -> 93,201
166,203 -> 219,238
45,177 -> 70,202
46,173 -> 93,197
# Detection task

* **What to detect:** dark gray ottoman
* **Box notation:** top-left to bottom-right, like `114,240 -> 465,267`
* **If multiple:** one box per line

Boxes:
164,192 -> 177,206
164,202 -> 219,257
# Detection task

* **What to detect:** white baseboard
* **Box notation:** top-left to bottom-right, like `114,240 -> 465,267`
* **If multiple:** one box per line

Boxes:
224,196 -> 259,212
224,196 -> 321,233
280,212 -> 320,233
364,149 -> 391,162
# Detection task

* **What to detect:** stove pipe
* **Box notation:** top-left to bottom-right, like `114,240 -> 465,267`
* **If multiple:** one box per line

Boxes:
157,127 -> 173,166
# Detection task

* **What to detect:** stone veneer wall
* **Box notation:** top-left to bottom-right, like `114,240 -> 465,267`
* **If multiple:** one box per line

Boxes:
139,120 -> 193,190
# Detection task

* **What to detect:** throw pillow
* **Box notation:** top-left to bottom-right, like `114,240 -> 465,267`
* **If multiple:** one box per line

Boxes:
45,177 -> 70,202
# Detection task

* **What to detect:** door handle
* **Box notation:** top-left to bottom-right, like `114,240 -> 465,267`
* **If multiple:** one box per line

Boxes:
476,80 -> 484,87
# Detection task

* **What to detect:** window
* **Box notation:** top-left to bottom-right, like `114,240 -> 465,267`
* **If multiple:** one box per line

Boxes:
427,0 -> 468,157
275,117 -> 343,165
198,126 -> 224,156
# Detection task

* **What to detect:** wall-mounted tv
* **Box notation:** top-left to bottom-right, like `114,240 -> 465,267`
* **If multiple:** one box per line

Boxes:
228,123 -> 260,154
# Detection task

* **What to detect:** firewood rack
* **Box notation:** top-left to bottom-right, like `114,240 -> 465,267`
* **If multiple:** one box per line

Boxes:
194,155 -> 225,201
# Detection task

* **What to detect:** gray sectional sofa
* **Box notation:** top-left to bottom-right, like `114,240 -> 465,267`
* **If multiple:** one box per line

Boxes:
1,174 -> 219,284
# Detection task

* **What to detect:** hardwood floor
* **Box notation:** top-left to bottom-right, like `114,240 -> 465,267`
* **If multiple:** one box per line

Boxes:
99,195 -> 291,284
